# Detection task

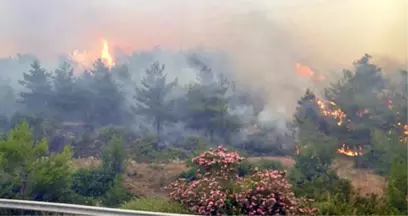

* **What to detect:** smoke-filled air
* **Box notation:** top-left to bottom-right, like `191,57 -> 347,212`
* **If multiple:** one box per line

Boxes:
0,0 -> 407,215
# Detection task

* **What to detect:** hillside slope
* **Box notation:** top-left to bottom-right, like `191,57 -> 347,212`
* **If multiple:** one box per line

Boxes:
73,156 -> 386,197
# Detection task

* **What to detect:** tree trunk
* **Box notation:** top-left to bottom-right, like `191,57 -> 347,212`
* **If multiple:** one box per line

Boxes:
156,118 -> 161,145
20,171 -> 28,216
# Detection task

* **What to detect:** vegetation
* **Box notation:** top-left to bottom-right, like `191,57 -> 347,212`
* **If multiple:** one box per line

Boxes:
0,52 -> 406,215
122,197 -> 189,214
168,146 -> 317,215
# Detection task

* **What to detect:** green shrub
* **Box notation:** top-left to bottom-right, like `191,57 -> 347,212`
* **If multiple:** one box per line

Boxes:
254,158 -> 284,170
100,176 -> 133,207
71,168 -> 115,197
355,130 -> 401,176
318,193 -> 391,215
386,146 -> 408,215
98,126 -> 127,142
178,164 -> 199,181
155,147 -> 187,162
237,159 -> 255,177
29,146 -> 74,203
102,135 -> 126,174
122,197 -> 189,214
128,135 -> 159,163
289,154 -> 353,201
237,159 -> 284,177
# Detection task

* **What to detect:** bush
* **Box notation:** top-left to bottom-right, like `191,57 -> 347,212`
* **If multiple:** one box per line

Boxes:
288,154 -> 353,201
128,135 -> 159,163
255,159 -> 284,171
355,130 -> 401,176
122,197 -> 189,214
317,193 -> 391,215
386,146 -> 408,215
98,126 -> 127,143
237,159 -> 255,177
29,146 -> 74,203
178,164 -> 199,182
102,135 -> 126,174
71,168 -> 115,197
168,146 -> 317,215
237,159 -> 284,177
100,176 -> 133,207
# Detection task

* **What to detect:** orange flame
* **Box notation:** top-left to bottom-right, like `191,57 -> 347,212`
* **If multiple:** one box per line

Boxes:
295,63 -> 326,81
316,98 -> 347,126
337,144 -> 363,156
295,63 -> 314,77
100,39 -> 115,68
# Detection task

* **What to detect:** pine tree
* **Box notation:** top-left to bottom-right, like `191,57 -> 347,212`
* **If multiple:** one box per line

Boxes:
51,61 -> 79,120
89,59 -> 126,126
134,62 -> 177,141
18,60 -> 53,117
323,55 -> 387,149
184,67 -> 240,143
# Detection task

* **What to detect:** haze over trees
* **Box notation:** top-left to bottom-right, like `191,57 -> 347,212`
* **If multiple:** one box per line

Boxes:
0,50 -> 406,215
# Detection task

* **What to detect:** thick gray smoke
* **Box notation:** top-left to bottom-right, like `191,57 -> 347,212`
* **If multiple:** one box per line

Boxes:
0,0 -> 406,133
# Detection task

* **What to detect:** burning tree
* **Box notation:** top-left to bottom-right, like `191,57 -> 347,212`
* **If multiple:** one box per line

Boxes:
295,55 -> 407,158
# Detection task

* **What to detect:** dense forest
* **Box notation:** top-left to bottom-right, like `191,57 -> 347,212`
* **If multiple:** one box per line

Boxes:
0,51 -> 407,215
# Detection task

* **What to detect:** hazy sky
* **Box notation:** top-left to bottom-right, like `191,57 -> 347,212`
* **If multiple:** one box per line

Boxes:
0,0 -> 406,63
0,0 -> 406,119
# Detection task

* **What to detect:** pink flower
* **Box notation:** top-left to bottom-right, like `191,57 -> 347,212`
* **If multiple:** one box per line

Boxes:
168,146 -> 318,216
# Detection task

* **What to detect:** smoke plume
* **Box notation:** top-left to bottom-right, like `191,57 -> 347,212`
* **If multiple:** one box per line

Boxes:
0,0 -> 406,123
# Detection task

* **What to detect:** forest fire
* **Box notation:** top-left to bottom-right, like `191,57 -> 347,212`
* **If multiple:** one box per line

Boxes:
100,39 -> 115,68
315,98 -> 347,126
337,144 -> 363,157
69,38 -> 115,69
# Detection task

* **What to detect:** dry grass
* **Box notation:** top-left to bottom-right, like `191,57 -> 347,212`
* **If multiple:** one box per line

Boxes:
72,156 -> 101,169
123,161 -> 188,197
72,155 -> 386,197
247,156 -> 387,196
72,157 -> 188,197
331,157 -> 387,196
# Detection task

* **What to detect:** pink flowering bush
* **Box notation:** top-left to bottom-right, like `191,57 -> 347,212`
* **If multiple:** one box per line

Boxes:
233,169 -> 317,215
167,146 -> 318,215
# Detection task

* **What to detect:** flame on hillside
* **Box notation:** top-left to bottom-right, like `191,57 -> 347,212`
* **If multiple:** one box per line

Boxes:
294,62 -> 408,156
337,144 -> 363,156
